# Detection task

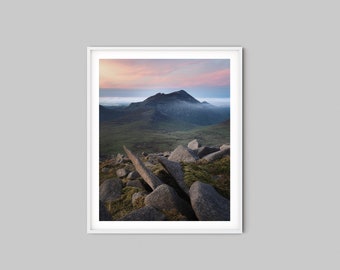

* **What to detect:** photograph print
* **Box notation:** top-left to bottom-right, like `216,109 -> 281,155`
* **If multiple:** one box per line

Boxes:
88,47 -> 242,233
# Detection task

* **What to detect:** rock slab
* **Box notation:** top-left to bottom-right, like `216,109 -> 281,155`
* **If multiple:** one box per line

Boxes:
145,184 -> 196,219
220,144 -> 230,151
201,148 -> 230,162
126,179 -> 145,190
99,178 -> 123,203
124,146 -> 162,190
168,145 -> 198,163
196,146 -> 220,158
119,206 -> 166,221
188,139 -> 201,150
189,181 -> 230,221
158,157 -> 189,195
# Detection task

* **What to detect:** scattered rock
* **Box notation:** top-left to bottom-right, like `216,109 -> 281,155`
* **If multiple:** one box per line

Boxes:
115,153 -> 125,164
119,206 -> 166,221
99,201 -> 112,221
127,171 -> 140,180
124,146 -> 163,190
201,148 -> 230,162
163,151 -> 171,157
99,178 -> 123,203
144,161 -> 156,168
122,157 -> 130,163
101,167 -> 110,173
126,180 -> 145,190
116,153 -> 124,160
131,191 -> 147,207
158,157 -> 189,195
188,139 -> 201,150
168,145 -> 199,163
220,144 -> 230,151
196,146 -> 220,158
189,181 -> 230,221
145,184 -> 196,219
146,155 -> 160,164
116,168 -> 128,178
142,152 -> 148,157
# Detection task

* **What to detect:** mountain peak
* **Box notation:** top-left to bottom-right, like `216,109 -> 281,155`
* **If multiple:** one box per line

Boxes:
176,89 -> 188,94
171,89 -> 191,96
165,90 -> 201,104
137,90 -> 201,106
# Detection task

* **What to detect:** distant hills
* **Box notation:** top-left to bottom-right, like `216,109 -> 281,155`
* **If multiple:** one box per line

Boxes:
100,90 -> 229,126
100,90 -> 230,155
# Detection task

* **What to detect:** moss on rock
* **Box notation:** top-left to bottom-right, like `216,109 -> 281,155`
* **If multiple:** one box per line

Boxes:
105,186 -> 145,220
183,156 -> 230,199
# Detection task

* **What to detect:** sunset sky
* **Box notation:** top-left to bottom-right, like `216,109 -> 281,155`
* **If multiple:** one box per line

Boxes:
99,59 -> 230,106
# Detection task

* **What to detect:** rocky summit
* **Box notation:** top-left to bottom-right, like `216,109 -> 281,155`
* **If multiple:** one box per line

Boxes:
99,140 -> 231,221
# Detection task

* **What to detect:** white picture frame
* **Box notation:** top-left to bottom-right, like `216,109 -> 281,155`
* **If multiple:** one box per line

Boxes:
87,47 -> 243,234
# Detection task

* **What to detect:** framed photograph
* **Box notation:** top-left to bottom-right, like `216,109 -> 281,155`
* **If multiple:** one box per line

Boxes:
87,47 -> 242,234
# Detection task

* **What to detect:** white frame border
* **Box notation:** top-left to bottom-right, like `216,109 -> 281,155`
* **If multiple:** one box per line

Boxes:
87,47 -> 243,234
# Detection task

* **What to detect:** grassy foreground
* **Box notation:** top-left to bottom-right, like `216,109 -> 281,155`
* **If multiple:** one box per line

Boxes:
101,156 -> 230,221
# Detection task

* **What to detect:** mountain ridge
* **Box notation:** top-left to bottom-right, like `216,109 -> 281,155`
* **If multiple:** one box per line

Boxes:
100,90 -> 229,126
127,90 -> 203,110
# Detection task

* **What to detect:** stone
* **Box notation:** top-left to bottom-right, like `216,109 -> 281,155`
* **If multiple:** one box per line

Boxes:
168,145 -> 199,163
116,168 -> 128,178
127,171 -> 140,180
122,157 -> 130,163
220,144 -> 230,151
115,153 -> 125,164
146,155 -> 160,164
196,146 -> 220,158
189,181 -> 230,221
131,191 -> 147,207
124,146 -> 163,190
145,184 -> 196,219
163,151 -> 171,157
144,161 -> 156,168
101,167 -> 110,173
99,200 -> 112,221
188,139 -> 201,150
201,148 -> 230,162
99,178 -> 123,203
126,180 -> 145,190
158,157 -> 189,195
119,206 -> 166,221
116,153 -> 124,160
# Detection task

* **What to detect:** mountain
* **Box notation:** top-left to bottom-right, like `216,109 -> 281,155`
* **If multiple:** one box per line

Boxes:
100,90 -> 229,126
127,90 -> 201,109
100,90 -> 230,155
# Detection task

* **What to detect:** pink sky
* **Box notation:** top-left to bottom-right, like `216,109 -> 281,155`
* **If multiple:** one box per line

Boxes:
99,59 -> 230,89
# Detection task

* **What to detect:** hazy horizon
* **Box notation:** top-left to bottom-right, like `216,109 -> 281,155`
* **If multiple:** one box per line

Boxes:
99,89 -> 230,107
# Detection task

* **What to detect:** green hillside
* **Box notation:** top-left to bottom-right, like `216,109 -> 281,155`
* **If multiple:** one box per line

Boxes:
100,118 -> 230,155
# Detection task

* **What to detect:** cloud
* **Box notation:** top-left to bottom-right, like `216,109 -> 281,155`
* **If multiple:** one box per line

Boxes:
99,59 -> 230,89
99,96 -> 230,107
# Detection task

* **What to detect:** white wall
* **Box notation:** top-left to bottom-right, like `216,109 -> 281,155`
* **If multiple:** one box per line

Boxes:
1,1 -> 339,269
